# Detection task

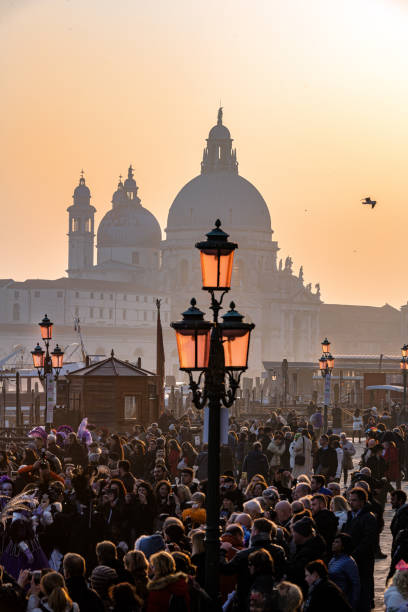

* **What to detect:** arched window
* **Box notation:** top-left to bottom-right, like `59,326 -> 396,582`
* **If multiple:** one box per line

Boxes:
71,218 -> 79,232
85,218 -> 91,232
179,260 -> 189,286
12,303 -> 20,321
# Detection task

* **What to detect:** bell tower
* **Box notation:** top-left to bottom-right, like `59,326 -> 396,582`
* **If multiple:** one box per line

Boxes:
67,171 -> 96,277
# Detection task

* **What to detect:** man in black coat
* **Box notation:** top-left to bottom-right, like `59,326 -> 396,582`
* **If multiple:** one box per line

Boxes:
343,487 -> 377,612
314,435 -> 338,480
63,553 -> 104,612
242,441 -> 269,481
219,517 -> 287,611
311,494 -> 338,550
304,559 -> 352,611
390,490 -> 408,551
286,517 -> 327,596
366,444 -> 387,481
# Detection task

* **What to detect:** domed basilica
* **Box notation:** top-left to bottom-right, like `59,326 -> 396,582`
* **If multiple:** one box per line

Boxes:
65,108 -> 321,372
1,109 -> 402,376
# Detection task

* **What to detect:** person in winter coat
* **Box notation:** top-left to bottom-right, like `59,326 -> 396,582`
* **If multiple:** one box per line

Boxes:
330,496 -> 350,532
247,548 -> 276,603
63,553 -> 104,612
289,431 -> 313,479
340,434 -> 355,485
286,517 -> 327,596
304,560 -> 352,612
146,551 -> 190,612
343,488 -> 377,612
108,582 -> 143,612
328,533 -> 360,610
219,518 -> 287,612
195,444 -> 208,481
267,432 -> 287,477
310,494 -> 339,550
166,439 -> 181,479
314,435 -> 338,480
384,440 -> 401,489
242,442 -> 269,482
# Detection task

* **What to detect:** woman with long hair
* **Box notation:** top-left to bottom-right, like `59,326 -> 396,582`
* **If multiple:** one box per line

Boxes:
180,442 -> 198,468
330,496 -> 350,531
27,570 -> 79,612
154,480 -> 176,518
244,480 -> 267,500
124,550 -> 149,602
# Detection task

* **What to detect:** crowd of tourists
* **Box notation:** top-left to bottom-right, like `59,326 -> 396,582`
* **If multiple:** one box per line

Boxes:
0,404 -> 407,611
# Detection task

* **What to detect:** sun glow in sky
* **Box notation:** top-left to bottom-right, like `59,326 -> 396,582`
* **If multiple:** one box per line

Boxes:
1,0 -> 408,307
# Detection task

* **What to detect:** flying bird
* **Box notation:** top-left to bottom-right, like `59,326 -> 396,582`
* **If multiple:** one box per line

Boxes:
361,197 -> 377,209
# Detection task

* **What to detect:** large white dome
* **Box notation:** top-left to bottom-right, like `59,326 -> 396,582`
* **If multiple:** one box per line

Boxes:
166,171 -> 272,234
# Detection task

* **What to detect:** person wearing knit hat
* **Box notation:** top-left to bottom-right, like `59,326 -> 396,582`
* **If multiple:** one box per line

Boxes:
90,565 -> 118,605
135,534 -> 165,559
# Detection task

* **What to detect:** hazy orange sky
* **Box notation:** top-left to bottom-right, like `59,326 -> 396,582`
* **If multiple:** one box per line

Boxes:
1,0 -> 408,307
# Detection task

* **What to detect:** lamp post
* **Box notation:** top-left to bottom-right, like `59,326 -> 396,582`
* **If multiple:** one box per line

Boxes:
31,314 -> 64,430
171,220 -> 254,607
400,344 -> 408,422
319,337 -> 335,432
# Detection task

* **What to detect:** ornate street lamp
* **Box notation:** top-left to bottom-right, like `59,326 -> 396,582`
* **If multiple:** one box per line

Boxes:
319,338 -> 335,432
171,220 -> 254,606
400,344 -> 408,420
31,314 -> 64,430
195,219 -> 237,292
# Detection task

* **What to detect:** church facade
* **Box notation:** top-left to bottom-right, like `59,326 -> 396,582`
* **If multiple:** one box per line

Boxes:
0,110 -> 405,375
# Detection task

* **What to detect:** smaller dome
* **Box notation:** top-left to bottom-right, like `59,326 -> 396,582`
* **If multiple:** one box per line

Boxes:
73,177 -> 90,204
112,180 -> 127,207
208,123 -> 231,140
97,203 -> 162,249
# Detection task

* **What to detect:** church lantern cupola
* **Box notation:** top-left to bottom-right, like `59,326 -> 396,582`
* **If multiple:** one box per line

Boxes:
123,165 -> 140,202
201,107 -> 238,175
66,171 -> 96,276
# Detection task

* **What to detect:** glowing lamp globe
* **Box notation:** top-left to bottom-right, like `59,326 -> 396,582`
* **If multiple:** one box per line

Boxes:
220,302 -> 255,370
327,354 -> 335,370
319,356 -> 327,375
321,338 -> 331,355
51,344 -> 64,371
170,299 -> 212,370
195,220 -> 238,291
31,343 -> 45,369
39,314 -> 53,340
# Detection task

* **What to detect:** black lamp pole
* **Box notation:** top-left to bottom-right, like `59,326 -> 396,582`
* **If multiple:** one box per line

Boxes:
31,315 -> 64,431
171,221 -> 254,608
319,338 -> 334,433
400,345 -> 408,422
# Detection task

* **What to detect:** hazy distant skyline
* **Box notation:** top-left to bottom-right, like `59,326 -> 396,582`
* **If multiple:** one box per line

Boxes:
1,0 -> 408,307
